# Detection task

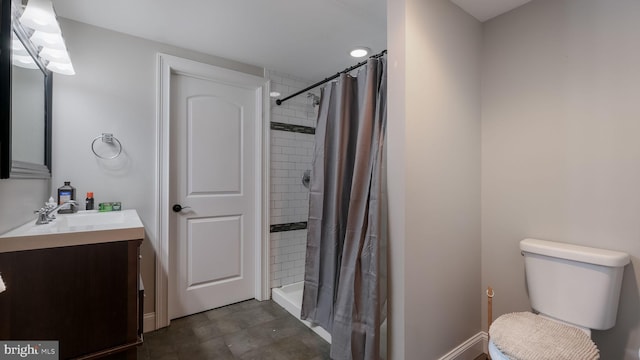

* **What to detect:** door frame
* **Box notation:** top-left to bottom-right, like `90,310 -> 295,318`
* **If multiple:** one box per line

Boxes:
154,53 -> 270,329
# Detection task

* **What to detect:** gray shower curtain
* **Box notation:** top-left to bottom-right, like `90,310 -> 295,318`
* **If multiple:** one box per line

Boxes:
301,57 -> 387,360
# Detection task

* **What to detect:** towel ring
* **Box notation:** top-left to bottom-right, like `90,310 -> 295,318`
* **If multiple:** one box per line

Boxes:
91,133 -> 122,160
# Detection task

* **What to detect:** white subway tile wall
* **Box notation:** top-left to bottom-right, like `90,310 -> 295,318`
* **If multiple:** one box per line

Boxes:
268,70 -> 318,288
270,230 -> 308,288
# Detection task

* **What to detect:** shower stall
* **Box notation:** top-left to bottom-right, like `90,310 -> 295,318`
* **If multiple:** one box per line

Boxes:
272,282 -> 332,342
267,71 -> 328,339
267,55 -> 387,359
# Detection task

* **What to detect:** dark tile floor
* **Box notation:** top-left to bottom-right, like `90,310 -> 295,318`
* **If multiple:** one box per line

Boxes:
137,299 -> 331,360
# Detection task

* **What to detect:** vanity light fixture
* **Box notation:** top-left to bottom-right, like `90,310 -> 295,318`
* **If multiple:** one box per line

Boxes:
350,47 -> 370,58
39,46 -> 70,63
19,0 -> 75,75
11,34 -> 29,56
269,91 -> 281,98
46,61 -> 75,75
12,54 -> 39,69
29,30 -> 65,50
11,33 -> 38,69
19,0 -> 61,33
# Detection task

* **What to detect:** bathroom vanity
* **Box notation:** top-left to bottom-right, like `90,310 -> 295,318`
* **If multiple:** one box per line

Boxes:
0,210 -> 144,360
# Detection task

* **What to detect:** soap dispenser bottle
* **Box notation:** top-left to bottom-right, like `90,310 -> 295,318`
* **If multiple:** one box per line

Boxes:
57,181 -> 77,214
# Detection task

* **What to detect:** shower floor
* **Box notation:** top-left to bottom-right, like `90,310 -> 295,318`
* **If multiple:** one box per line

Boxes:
271,282 -> 332,343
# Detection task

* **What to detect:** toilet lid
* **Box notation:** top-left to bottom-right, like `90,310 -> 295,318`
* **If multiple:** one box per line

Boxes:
489,312 -> 599,360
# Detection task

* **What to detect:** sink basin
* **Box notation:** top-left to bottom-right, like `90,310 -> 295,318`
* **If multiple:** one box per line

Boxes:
63,211 -> 126,227
0,209 -> 144,253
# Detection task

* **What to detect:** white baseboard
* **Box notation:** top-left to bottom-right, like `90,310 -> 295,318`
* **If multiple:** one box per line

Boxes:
437,332 -> 488,360
143,312 -> 157,333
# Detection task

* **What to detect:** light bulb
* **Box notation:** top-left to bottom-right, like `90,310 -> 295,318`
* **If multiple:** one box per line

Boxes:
350,47 -> 370,58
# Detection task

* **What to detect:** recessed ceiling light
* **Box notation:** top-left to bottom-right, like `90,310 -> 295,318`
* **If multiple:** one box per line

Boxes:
269,91 -> 281,98
350,47 -> 370,58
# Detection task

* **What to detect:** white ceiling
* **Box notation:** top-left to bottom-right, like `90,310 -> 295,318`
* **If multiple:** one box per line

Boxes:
51,0 -> 530,82
450,0 -> 532,22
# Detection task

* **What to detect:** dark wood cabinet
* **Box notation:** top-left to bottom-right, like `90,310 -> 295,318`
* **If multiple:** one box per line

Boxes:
0,239 -> 143,359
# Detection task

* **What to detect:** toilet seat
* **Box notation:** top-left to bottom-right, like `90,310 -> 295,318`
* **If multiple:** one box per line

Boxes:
488,339 -> 511,360
489,312 -> 599,360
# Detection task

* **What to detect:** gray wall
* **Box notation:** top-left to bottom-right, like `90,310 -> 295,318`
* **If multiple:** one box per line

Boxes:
388,0 -> 482,358
481,0 -> 640,358
0,180 -> 50,234
52,19 -> 263,319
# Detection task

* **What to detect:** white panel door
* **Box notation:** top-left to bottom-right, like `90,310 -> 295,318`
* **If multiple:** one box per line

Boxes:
169,72 -> 257,319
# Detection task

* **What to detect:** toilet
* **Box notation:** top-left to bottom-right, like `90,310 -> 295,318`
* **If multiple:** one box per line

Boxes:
489,238 -> 630,360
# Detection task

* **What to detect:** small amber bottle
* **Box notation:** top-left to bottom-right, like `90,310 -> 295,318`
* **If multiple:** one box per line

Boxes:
86,192 -> 95,210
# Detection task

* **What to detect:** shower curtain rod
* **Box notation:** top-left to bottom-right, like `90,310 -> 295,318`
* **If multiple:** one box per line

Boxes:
275,49 -> 387,106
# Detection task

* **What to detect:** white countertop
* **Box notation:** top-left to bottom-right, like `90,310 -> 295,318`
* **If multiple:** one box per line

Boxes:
0,209 -> 144,253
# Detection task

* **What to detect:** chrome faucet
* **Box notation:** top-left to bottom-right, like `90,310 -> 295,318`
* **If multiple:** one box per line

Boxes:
46,200 -> 78,218
34,200 -> 78,225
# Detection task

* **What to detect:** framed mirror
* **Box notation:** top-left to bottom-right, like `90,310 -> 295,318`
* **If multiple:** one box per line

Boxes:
0,0 -> 53,179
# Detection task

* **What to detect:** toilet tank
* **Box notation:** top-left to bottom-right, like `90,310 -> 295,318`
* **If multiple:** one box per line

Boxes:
520,238 -> 629,330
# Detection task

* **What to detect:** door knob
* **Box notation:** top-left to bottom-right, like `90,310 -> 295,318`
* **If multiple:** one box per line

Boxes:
172,204 -> 191,213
